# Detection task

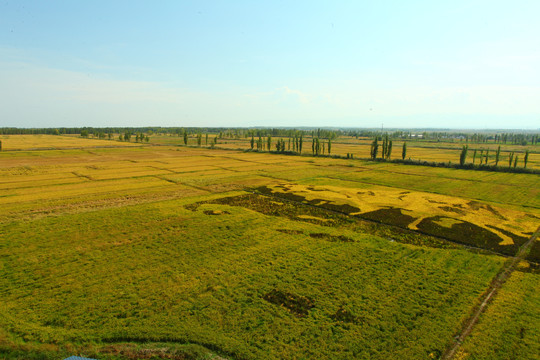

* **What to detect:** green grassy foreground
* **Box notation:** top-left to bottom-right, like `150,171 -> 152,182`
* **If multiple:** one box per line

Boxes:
457,270 -> 540,360
0,194 -> 504,359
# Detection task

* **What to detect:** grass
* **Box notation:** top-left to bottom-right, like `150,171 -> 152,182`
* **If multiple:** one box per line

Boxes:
0,195 -> 505,359
0,139 -> 538,359
456,270 -> 540,360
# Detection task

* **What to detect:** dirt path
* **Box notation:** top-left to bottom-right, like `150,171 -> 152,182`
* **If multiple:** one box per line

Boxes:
441,225 -> 540,360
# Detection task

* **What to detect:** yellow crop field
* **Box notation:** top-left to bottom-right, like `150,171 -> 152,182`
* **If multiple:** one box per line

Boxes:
261,183 -> 537,246
0,137 -> 538,360
0,134 -> 140,150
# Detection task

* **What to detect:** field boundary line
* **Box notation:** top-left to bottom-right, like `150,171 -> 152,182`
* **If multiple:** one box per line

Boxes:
441,225 -> 540,360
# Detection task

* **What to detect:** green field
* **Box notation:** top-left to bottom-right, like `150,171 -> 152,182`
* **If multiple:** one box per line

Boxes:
457,270 -> 540,360
0,135 -> 539,359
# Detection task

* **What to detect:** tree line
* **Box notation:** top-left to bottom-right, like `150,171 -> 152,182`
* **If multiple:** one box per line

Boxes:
460,145 -> 532,169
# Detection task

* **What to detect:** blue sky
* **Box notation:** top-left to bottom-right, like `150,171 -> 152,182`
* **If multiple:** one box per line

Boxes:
1,1 -> 539,129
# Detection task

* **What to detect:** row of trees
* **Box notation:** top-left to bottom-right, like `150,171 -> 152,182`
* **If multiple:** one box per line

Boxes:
370,136 -> 407,160
460,145 -> 531,168
463,133 -> 538,145
2,127 -> 538,146
82,130 -> 150,142
311,138 -> 332,155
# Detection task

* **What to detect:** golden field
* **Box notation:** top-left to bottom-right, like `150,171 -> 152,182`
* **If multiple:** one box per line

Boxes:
0,134 -> 538,360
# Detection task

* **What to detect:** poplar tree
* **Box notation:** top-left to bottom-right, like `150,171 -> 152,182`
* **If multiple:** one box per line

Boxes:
250,136 -> 254,150
370,137 -> 379,159
183,132 -> 188,145
402,142 -> 407,160
473,149 -> 477,164
459,145 -> 468,166
328,139 -> 331,154
267,136 -> 271,151
514,155 -> 518,168
524,150 -> 529,168
495,146 -> 501,166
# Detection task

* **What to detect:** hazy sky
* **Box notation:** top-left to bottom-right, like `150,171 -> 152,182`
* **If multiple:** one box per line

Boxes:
1,1 -> 539,129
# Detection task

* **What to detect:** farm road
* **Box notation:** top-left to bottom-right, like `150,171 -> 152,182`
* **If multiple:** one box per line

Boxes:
442,225 -> 540,360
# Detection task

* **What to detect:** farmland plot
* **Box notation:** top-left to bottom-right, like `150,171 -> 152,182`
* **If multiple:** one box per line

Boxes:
0,141 -> 538,359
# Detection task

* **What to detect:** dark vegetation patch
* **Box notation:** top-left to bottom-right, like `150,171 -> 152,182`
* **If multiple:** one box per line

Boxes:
256,185 -> 306,202
359,208 -> 416,228
256,186 -> 363,214
427,199 -> 447,204
309,233 -> 354,242
466,201 -> 483,210
427,349 -> 442,360
483,204 -> 507,220
276,229 -> 304,235
314,201 -> 361,214
525,241 -> 540,264
186,193 -> 348,226
309,232 -> 329,239
416,216 -> 518,256
439,206 -> 466,215
332,307 -> 361,324
263,289 -> 314,317
485,225 -> 528,246
467,201 -> 507,220
516,261 -> 540,274
203,209 -> 230,215
185,193 -> 459,250
184,203 -> 200,212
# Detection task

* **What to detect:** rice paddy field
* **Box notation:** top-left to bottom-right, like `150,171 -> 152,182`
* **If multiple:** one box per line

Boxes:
0,135 -> 539,360
144,133 -> 540,170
